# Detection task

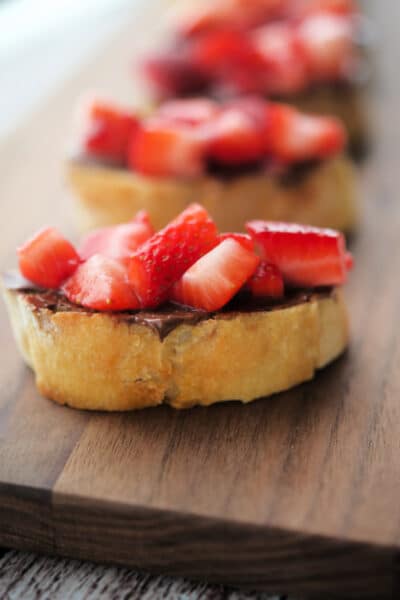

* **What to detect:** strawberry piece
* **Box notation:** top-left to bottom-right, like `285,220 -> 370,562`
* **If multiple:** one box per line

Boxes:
297,13 -> 355,81
248,261 -> 284,297
252,23 -> 309,94
206,105 -> 265,164
84,101 -> 139,162
193,30 -> 258,71
171,238 -> 260,311
266,103 -> 346,162
63,254 -> 139,312
155,98 -> 219,126
128,120 -> 205,177
192,30 -> 267,93
128,204 -> 218,308
218,232 -> 254,252
18,227 -> 80,289
79,211 -> 154,263
246,220 -> 348,287
142,53 -> 210,97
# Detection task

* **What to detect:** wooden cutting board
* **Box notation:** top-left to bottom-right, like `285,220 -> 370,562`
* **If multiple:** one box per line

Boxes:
0,2 -> 399,598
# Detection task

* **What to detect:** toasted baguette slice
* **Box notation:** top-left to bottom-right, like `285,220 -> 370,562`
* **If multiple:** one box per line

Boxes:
3,285 -> 348,411
68,155 -> 358,234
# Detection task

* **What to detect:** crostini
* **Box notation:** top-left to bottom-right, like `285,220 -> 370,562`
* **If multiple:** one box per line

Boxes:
68,96 -> 357,233
3,204 -> 352,410
143,0 -> 368,150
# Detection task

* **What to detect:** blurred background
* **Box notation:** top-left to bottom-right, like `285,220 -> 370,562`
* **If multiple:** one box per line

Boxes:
0,0 -> 145,138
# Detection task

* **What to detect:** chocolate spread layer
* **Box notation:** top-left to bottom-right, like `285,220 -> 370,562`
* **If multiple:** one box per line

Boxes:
3,271 -> 334,340
70,153 -> 322,186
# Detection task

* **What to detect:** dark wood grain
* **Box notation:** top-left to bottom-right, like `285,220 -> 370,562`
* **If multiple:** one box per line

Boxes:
0,1 -> 400,598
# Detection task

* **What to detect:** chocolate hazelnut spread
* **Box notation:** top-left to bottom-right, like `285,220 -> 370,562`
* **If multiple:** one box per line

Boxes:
3,271 -> 333,340
70,153 -> 322,186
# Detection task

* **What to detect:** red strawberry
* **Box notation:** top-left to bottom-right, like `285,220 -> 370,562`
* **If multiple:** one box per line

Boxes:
63,254 -> 139,312
252,23 -> 309,94
79,211 -> 154,263
192,30 -> 267,93
128,120 -> 206,177
142,53 -> 210,97
155,98 -> 219,126
218,232 -> 254,252
18,227 -> 80,289
247,261 -> 284,298
266,103 -> 346,162
246,221 -> 348,287
206,105 -> 265,164
128,204 -> 218,308
171,238 -> 260,311
297,13 -> 355,81
84,101 -> 139,162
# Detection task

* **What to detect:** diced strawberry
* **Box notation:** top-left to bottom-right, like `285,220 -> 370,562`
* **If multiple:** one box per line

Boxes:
84,101 -> 139,162
252,23 -> 309,94
155,98 -> 219,126
266,103 -> 346,162
128,120 -> 206,177
128,204 -> 218,308
226,96 -> 268,125
297,13 -> 355,81
171,238 -> 260,311
192,30 -> 267,93
63,254 -> 139,312
79,211 -> 154,263
142,53 -> 210,97
218,232 -> 254,252
206,105 -> 265,164
18,227 -> 80,289
247,261 -> 284,297
246,221 -> 348,287
193,30 -> 256,71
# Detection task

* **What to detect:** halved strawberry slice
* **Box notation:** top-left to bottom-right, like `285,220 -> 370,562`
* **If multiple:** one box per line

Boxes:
247,261 -> 284,298
206,105 -> 265,165
63,254 -> 139,312
79,211 -> 154,263
128,120 -> 206,177
128,204 -> 218,308
246,221 -> 349,287
155,98 -> 219,126
171,238 -> 260,311
83,101 -> 139,162
18,227 -> 80,289
218,232 -> 254,252
266,103 -> 346,162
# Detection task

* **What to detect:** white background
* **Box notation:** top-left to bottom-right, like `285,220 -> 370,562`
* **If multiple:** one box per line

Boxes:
0,0 -> 144,138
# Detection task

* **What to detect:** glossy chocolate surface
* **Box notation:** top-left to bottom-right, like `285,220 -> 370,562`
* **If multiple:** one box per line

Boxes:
3,271 -> 333,340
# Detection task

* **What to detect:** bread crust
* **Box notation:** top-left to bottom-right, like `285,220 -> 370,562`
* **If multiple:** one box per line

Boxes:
67,155 -> 358,234
3,286 -> 349,411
